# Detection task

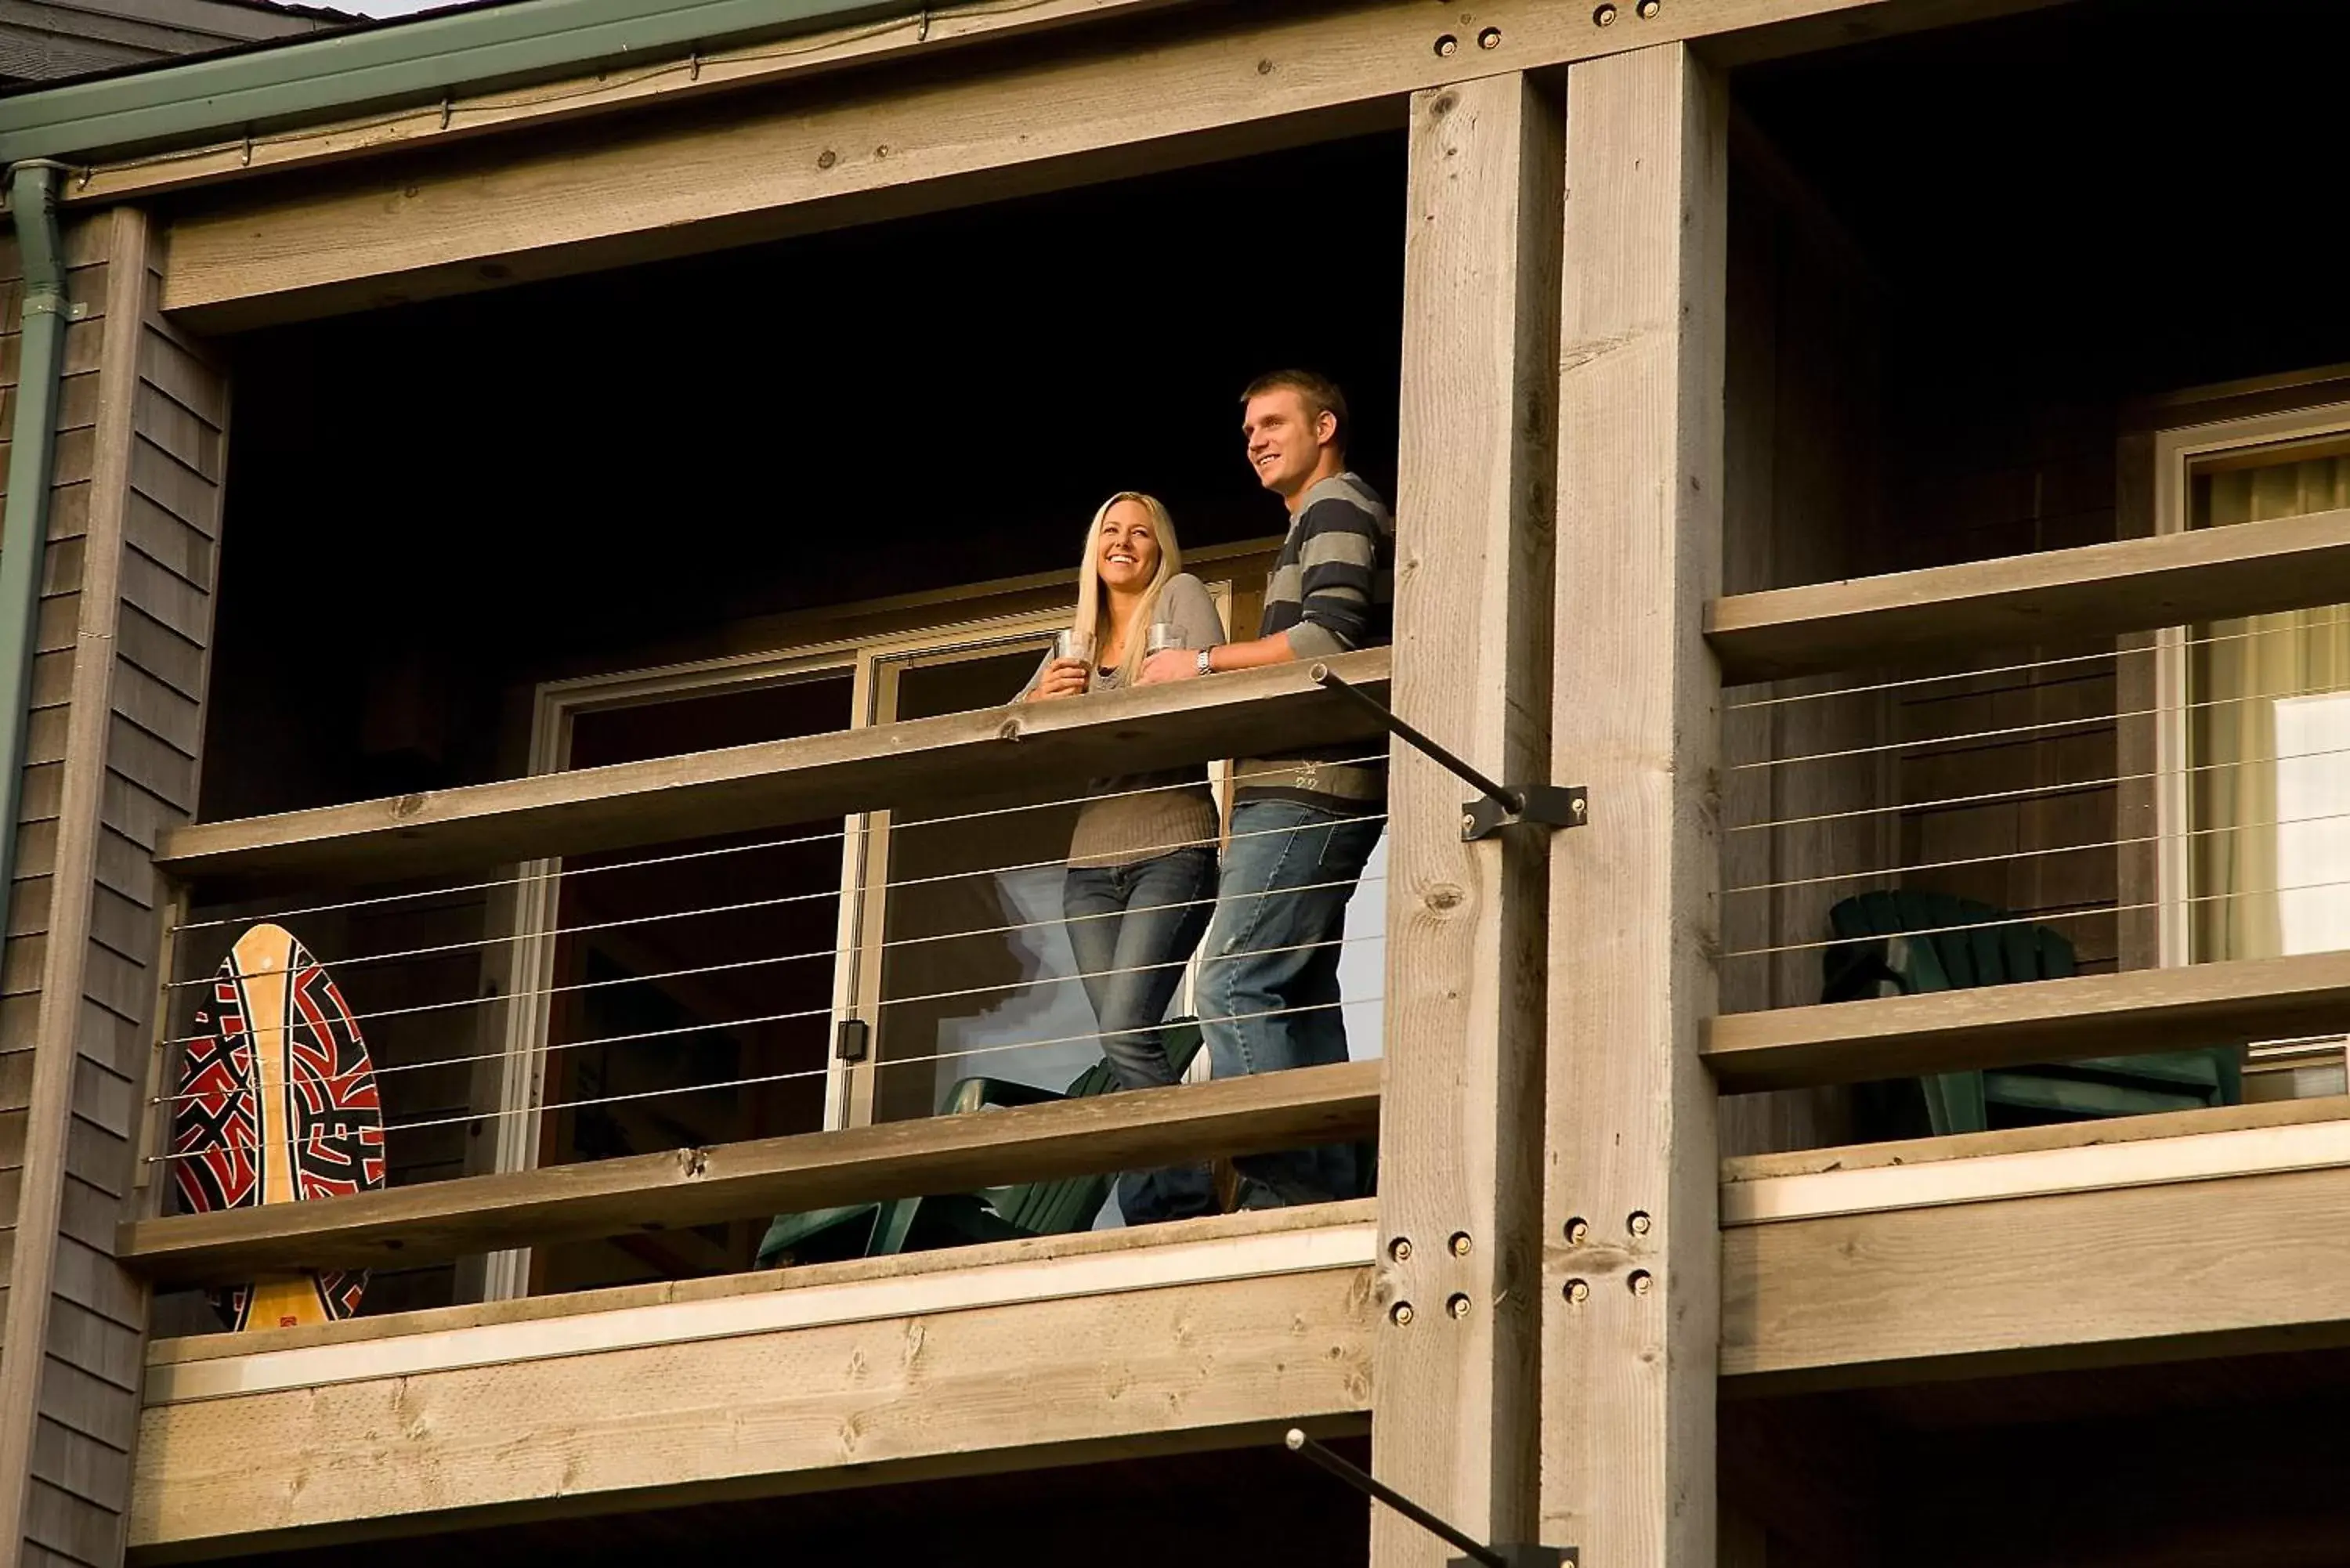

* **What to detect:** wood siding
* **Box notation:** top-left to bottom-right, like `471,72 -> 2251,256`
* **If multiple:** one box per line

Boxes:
0,207 -> 227,1568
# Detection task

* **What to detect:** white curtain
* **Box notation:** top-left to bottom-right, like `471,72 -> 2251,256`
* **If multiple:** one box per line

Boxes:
2190,457 -> 2350,961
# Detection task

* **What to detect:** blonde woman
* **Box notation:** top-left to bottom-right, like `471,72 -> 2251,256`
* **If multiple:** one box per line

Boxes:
1022,493 -> 1225,1223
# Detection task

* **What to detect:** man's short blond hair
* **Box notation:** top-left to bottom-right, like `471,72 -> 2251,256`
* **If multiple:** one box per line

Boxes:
1241,369 -> 1350,457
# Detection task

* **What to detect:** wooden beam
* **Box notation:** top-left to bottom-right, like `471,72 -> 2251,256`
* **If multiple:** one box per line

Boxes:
154,646 -> 1388,894
1702,948 -> 2350,1093
1722,1152 -> 2350,1389
154,0 -> 2070,331
76,0 -> 2061,215
1372,70 -> 1559,1568
1542,42 -> 1727,1568
142,1200 -> 1375,1371
64,0 -> 1188,207
118,1057 -> 1379,1285
1705,506 -> 2350,684
130,1255 -> 1376,1559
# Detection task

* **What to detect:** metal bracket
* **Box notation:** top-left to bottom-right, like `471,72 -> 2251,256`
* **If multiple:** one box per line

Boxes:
1283,1430 -> 1577,1568
1310,664 -> 1588,844
1462,783 -> 1585,843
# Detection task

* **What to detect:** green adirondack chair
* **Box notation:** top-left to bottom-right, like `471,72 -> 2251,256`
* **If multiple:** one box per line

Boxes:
1823,891 -> 2240,1137
757,1021 -> 1206,1266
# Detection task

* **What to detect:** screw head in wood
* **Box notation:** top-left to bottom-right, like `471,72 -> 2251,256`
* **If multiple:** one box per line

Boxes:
1628,1210 -> 1652,1236
1434,32 -> 1459,56
1638,0 -> 1661,15
1564,1278 -> 1591,1304
1448,1231 -> 1472,1257
1391,1301 -> 1416,1326
1564,1216 -> 1589,1245
1629,1270 -> 1654,1296
1389,1236 -> 1414,1263
1593,4 -> 1618,24
1447,1293 -> 1472,1320
1477,26 -> 1502,49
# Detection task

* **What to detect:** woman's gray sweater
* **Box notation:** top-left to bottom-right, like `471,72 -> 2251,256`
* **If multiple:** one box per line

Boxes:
1021,573 -> 1227,869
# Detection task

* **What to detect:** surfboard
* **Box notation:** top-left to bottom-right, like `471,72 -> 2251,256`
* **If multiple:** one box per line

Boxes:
169,923 -> 387,1331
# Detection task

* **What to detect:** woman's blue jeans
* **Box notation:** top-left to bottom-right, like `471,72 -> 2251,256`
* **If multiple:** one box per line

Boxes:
1062,845 -> 1218,1223
1198,799 -> 1384,1207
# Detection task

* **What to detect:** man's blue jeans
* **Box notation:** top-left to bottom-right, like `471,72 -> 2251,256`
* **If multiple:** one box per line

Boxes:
1198,798 -> 1384,1206
1063,846 -> 1218,1223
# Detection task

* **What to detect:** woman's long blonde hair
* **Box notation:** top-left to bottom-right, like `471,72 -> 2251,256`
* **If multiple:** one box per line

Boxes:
1071,491 -> 1183,688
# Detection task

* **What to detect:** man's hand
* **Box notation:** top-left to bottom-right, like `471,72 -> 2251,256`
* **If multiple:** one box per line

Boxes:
1024,658 -> 1090,701
1137,649 -> 1199,686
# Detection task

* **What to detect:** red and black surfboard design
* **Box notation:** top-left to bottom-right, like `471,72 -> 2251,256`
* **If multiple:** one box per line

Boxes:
170,923 -> 386,1331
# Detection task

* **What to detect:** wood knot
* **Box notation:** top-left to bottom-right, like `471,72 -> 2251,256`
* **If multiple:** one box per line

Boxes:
1423,883 -> 1466,912
996,717 -> 1025,742
391,793 -> 428,819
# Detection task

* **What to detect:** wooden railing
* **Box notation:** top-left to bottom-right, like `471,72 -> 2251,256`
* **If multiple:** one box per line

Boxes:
1706,951 -> 2350,1093
121,649 -> 1393,1286
122,1060 -> 1383,1285
1702,515 -> 2350,1091
1705,505 -> 2350,682
159,648 -> 1394,891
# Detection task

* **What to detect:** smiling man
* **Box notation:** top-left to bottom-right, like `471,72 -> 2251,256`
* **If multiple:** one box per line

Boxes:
1138,369 -> 1394,1207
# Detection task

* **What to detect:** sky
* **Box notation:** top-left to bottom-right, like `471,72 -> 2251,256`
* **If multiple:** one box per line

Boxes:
335,0 -> 476,16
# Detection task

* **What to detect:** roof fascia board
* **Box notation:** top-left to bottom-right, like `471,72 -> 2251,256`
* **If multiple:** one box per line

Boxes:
0,0 -> 904,165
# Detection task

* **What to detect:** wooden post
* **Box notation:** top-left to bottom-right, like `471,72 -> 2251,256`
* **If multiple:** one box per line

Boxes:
1373,71 -> 1561,1566
1542,42 -> 1727,1568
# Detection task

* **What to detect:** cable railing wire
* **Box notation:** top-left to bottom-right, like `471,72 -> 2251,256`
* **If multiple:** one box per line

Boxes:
1722,871 -> 2350,962
1722,609 -> 2350,712
168,751 -> 1389,938
158,872 -> 1390,1050
1732,674 -> 2350,775
1726,735 -> 2350,836
164,804 -> 1389,988
1723,804 -> 2350,899
142,992 -> 1386,1166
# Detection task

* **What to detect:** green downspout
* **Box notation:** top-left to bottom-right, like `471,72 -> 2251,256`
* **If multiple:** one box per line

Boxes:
0,161 -> 69,937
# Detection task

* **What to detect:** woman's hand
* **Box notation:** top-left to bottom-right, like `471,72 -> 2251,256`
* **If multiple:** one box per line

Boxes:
1025,658 -> 1091,701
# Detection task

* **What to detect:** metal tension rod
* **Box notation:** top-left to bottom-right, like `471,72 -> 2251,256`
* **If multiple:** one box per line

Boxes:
1282,1431 -> 1573,1568
1309,664 -> 1587,844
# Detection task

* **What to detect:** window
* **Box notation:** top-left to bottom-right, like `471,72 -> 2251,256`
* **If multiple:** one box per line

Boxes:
2156,405 -> 2350,1098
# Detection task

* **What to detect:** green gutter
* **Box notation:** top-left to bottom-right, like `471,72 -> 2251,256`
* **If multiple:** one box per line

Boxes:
0,162 -> 68,943
0,0 -> 905,166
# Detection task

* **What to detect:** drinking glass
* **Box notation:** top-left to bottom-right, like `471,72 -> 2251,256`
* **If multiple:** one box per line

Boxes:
1144,623 -> 1188,657
1051,629 -> 1094,690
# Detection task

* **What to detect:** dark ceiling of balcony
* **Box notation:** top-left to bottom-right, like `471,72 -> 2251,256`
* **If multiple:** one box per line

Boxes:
208,130 -> 1405,815
1739,0 -> 2350,400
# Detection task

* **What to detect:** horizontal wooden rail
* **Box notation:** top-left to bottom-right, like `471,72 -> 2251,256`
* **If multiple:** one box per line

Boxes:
1701,949 -> 2350,1094
157,647 -> 1389,892
1705,508 -> 2350,683
118,1058 -> 1382,1286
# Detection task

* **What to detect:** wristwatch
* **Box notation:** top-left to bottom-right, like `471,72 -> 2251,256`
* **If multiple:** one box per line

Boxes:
1195,648 -> 1215,677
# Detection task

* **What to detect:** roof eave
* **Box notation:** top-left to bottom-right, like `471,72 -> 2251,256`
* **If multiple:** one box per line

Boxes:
0,0 -> 903,167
